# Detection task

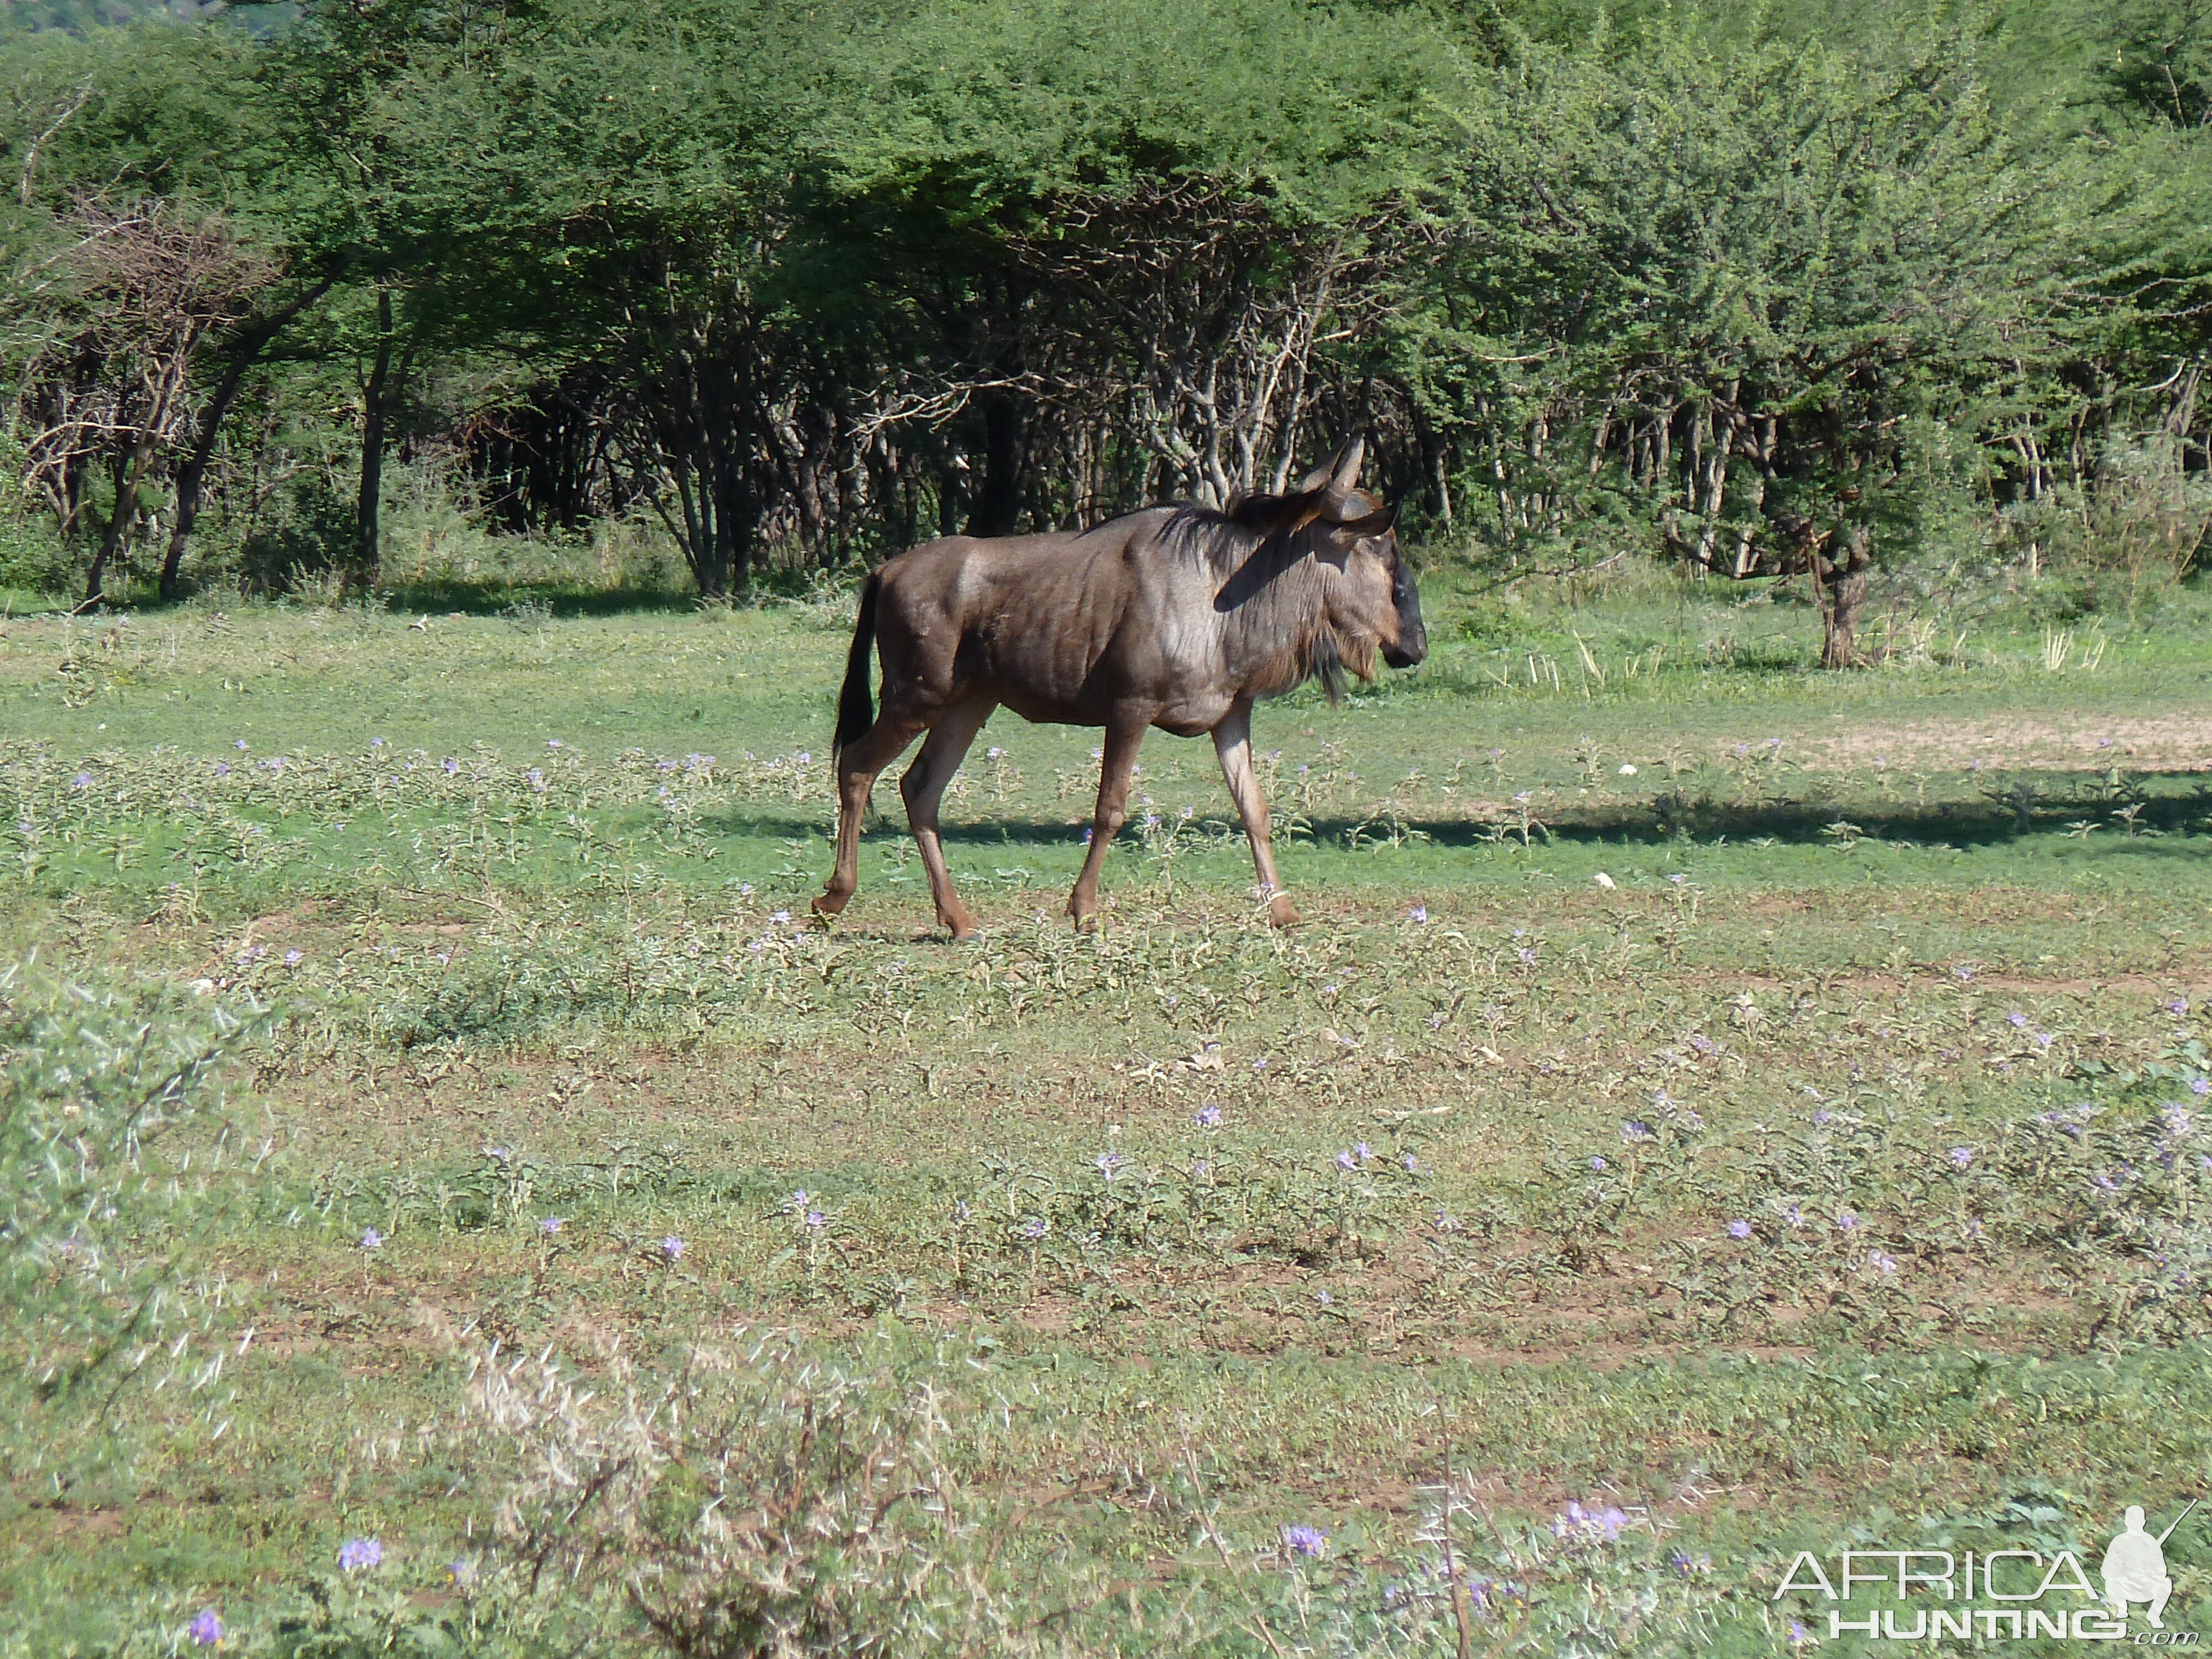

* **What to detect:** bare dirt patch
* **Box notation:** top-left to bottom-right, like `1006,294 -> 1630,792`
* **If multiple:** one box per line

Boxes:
1803,712 -> 2212,773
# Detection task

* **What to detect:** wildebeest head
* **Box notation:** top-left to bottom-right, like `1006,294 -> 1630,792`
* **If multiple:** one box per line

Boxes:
1296,440 -> 1427,672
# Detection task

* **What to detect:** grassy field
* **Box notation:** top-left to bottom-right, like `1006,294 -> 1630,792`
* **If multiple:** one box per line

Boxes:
3,563 -> 2211,1655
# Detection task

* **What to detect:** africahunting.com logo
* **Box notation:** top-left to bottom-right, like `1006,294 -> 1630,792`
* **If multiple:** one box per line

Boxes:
1775,1502 -> 2198,1643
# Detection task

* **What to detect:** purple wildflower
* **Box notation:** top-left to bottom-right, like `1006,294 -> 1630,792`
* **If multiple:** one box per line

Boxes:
526,768 -> 544,789
1408,904 -> 1428,924
1094,1151 -> 1125,1181
1335,1149 -> 1357,1171
358,1227 -> 382,1251
1554,1501 -> 1630,1541
1284,1524 -> 1327,1559
660,1236 -> 684,1261
284,950 -> 302,967
1948,1147 -> 1974,1169
1836,1210 -> 1858,1232
1196,1104 -> 1222,1129
2193,1078 -> 2211,1098
337,1537 -> 383,1571
1590,1156 -> 1608,1172
1726,1219 -> 1752,1240
70,770 -> 91,790
1621,1121 -> 1655,1144
1023,1217 -> 1047,1240
1867,1249 -> 1898,1275
539,1215 -> 563,1235
1953,964 -> 1974,981
805,1211 -> 825,1229
2007,1010 -> 2028,1029
189,1609 -> 222,1646
213,762 -> 230,776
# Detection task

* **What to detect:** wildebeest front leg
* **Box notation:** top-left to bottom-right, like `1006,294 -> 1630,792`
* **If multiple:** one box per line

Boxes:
1212,705 -> 1298,927
901,693 -> 995,940
814,712 -> 926,920
1068,717 -> 1145,929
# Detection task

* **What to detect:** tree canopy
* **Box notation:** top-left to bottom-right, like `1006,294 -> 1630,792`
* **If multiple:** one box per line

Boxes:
2,0 -> 2205,655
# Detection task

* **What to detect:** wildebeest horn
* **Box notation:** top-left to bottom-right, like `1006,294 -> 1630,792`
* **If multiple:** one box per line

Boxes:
1328,437 -> 1365,498
1297,438 -> 1365,500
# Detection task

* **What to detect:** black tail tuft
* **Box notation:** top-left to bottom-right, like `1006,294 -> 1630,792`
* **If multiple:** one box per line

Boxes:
833,571 -> 882,758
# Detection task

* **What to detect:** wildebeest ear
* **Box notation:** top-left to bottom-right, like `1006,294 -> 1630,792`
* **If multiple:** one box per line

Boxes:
1330,502 -> 1396,541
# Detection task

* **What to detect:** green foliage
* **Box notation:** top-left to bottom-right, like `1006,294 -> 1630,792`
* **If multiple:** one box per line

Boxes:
0,0 -> 2203,626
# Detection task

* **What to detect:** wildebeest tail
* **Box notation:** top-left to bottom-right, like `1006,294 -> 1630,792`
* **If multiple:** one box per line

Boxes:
833,571 -> 882,758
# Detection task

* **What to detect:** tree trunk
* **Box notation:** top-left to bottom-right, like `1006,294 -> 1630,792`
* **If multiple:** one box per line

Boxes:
356,286 -> 394,585
964,393 -> 1023,537
86,443 -> 149,605
715,467 -> 757,595
160,273 -> 341,599
1818,524 -> 1873,670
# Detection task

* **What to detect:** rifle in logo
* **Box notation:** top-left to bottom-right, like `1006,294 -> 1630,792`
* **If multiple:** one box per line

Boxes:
2103,1500 -> 2196,1630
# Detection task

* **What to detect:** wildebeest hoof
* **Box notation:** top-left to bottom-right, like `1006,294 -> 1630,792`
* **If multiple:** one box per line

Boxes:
1267,895 -> 1301,928
811,891 -> 850,919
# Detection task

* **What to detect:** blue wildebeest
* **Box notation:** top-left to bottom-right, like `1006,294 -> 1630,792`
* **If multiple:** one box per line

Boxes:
814,440 -> 1426,937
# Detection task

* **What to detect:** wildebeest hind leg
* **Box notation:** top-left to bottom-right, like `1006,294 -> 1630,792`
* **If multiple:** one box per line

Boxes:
901,693 -> 995,940
1068,717 -> 1145,930
815,712 -> 926,919
1212,705 -> 1298,926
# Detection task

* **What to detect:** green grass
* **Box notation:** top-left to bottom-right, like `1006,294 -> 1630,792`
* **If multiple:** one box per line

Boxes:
3,564 -> 2211,1655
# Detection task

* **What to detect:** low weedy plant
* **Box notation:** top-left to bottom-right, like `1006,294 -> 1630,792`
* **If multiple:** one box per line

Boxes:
0,959 -> 256,1405
6,598 -> 2212,1650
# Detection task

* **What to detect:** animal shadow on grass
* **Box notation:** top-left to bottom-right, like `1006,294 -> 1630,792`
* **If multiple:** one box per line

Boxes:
713,771 -> 2210,860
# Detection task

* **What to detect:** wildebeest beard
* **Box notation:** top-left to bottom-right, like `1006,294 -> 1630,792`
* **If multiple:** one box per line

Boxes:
1159,494 -> 1381,705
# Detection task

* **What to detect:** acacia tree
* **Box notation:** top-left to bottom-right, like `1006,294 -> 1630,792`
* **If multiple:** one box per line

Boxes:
6,199 -> 275,601
1408,23 -> 2089,664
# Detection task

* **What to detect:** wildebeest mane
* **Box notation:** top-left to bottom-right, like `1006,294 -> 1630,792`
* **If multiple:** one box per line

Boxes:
1158,487 -> 1377,704
1156,488 -> 1331,579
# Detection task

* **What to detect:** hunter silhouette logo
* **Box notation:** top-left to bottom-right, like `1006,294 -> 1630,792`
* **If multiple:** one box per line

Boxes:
2104,1501 -> 2195,1630
1774,1499 -> 2202,1642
